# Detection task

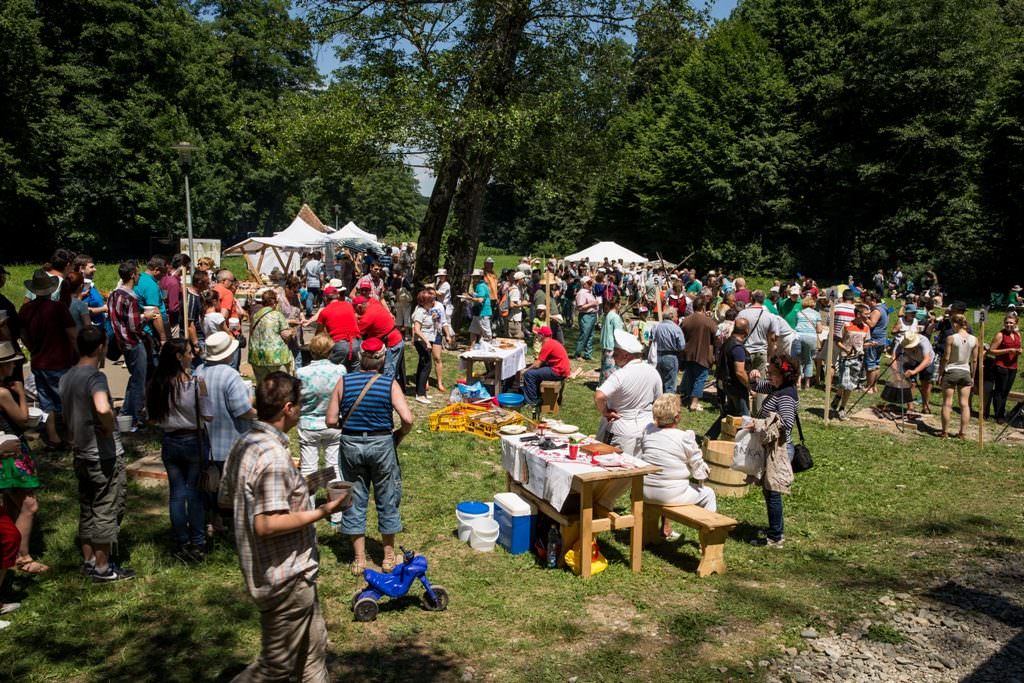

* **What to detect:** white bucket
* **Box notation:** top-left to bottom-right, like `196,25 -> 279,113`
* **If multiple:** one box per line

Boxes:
456,502 -> 491,543
468,518 -> 500,552
115,414 -> 134,433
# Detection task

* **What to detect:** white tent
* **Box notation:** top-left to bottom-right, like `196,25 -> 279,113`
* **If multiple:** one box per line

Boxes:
563,241 -> 648,264
331,221 -> 378,243
224,216 -> 335,279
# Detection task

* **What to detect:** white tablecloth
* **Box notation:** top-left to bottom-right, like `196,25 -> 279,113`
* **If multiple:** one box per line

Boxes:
460,341 -> 527,381
500,434 -> 648,511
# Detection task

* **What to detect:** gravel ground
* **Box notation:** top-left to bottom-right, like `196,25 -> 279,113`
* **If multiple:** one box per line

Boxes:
766,553 -> 1024,683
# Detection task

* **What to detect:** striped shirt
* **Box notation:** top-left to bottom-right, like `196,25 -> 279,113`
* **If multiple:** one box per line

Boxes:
832,303 -> 856,336
219,420 -> 318,608
338,371 -> 395,432
195,362 -> 253,461
754,381 -> 798,444
108,286 -> 145,349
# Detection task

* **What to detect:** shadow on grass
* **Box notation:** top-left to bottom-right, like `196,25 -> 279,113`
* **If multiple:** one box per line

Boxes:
329,638 -> 460,682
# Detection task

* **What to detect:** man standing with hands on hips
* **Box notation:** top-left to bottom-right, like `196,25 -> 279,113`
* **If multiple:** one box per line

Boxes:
219,372 -> 349,683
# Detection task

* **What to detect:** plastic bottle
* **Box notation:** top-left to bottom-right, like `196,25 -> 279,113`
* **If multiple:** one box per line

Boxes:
546,526 -> 561,569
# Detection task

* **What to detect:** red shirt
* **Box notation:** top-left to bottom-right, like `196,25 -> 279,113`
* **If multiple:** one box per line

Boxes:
358,299 -> 403,347
317,300 -> 359,341
19,299 -> 76,370
538,338 -> 571,378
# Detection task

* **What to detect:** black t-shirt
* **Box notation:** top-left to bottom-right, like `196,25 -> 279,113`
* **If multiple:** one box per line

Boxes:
716,336 -> 750,394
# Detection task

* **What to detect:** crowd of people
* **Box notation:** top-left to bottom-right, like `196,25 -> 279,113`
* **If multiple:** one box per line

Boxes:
0,244 -> 1018,674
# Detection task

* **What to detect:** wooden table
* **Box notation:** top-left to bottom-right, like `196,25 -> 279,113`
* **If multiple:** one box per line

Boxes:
505,464 -> 660,578
459,340 -> 527,395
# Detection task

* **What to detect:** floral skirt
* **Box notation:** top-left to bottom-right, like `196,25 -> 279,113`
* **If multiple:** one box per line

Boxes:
0,443 -> 40,489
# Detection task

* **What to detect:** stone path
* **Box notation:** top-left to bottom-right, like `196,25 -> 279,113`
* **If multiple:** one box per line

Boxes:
767,554 -> 1024,683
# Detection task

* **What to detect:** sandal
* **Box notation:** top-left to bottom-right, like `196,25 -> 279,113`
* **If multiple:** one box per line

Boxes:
381,554 -> 396,573
349,558 -> 366,576
15,556 -> 50,574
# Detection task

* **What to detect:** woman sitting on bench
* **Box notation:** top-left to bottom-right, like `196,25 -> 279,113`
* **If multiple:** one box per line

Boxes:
639,393 -> 716,540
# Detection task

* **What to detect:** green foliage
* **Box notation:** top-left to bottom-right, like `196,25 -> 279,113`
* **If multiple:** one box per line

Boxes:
865,623 -> 907,645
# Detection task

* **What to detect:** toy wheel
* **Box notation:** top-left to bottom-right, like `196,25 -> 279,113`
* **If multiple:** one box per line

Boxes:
353,597 -> 379,622
421,586 -> 449,612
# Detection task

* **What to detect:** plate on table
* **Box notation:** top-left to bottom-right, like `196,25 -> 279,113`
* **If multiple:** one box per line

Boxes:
499,424 -> 528,436
549,423 -> 578,434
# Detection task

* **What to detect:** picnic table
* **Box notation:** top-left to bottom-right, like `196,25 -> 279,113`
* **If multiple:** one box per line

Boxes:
459,339 -> 527,395
500,433 -> 659,578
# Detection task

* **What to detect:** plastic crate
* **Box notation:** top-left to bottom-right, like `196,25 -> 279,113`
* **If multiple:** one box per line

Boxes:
428,402 -> 488,433
465,408 -> 526,440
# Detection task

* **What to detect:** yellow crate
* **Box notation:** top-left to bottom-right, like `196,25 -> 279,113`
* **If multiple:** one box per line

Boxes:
465,409 -> 526,440
428,402 -> 488,433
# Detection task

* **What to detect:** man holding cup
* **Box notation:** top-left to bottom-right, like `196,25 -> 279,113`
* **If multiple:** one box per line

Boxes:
219,372 -> 348,683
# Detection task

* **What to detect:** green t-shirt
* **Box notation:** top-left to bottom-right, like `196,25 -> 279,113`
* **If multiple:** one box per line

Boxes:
777,298 -> 802,329
765,299 -> 780,316
601,311 -> 624,351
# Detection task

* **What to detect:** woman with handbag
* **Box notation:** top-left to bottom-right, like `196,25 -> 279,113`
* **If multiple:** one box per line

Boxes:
325,337 -> 414,575
743,355 -> 799,548
147,339 -> 212,562
247,289 -> 295,384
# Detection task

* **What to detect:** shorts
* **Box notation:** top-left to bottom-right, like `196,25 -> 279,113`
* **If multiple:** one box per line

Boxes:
507,320 -> 524,339
33,368 -> 67,414
469,316 -> 492,339
941,368 -> 973,389
836,356 -> 864,391
74,456 -> 127,545
864,345 -> 883,371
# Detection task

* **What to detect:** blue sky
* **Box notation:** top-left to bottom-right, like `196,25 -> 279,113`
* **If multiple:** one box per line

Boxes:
308,0 -> 738,195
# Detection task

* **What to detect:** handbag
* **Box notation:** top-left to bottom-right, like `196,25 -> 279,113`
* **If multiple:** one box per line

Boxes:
193,379 -> 220,493
791,411 -> 814,473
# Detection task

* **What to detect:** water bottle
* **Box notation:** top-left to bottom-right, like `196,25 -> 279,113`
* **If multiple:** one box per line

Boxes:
546,526 -> 561,569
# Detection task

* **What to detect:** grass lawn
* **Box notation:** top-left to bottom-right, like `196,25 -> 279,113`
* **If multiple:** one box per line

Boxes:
1,321 -> 1021,682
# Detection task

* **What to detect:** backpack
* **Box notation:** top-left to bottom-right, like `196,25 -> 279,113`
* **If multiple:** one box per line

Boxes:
498,288 -> 511,318
602,282 -> 618,304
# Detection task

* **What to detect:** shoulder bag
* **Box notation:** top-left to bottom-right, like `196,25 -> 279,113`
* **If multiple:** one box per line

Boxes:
193,378 -> 221,493
791,410 -> 813,473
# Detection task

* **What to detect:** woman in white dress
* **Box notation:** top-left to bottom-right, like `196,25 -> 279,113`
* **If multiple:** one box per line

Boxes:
638,393 -> 717,540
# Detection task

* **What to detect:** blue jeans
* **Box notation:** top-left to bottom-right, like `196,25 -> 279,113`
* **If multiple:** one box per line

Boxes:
763,443 -> 795,542
799,333 -> 817,378
656,354 -> 680,393
122,344 -> 148,423
339,434 -> 402,535
523,366 -> 561,404
680,361 -> 709,399
161,431 -> 207,548
32,368 -> 67,414
790,336 -> 802,358
330,339 -> 362,372
574,312 -> 597,359
383,340 -> 404,379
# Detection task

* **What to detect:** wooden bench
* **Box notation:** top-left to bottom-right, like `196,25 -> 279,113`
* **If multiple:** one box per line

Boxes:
533,380 -> 565,419
642,504 -> 737,577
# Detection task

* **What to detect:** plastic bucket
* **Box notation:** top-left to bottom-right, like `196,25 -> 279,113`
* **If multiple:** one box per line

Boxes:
456,501 -> 490,543
468,517 -> 500,552
497,392 -> 526,409
115,414 -> 134,433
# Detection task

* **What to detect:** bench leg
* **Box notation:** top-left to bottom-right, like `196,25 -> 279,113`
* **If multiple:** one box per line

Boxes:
642,504 -> 664,546
697,527 -> 730,577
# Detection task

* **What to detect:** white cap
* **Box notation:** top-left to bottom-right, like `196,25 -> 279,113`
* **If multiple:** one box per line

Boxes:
613,329 -> 643,354
789,285 -> 801,296
472,269 -> 484,277
436,268 -> 447,277
597,267 -> 607,273
581,275 -> 593,284
328,278 -> 344,288
513,271 -> 526,281
536,304 -> 547,310
770,286 -> 780,293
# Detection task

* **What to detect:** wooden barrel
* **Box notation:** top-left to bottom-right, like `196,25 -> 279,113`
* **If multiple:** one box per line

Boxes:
702,439 -> 752,497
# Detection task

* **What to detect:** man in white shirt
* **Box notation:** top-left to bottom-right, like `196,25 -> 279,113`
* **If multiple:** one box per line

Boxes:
594,329 -> 663,456
736,290 -> 784,412
508,271 -> 526,339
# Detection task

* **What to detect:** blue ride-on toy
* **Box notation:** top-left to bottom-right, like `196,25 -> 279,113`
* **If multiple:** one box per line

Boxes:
351,547 -> 449,622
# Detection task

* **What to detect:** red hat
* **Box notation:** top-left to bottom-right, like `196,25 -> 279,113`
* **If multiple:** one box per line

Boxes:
323,286 -> 337,297
361,337 -> 384,353
352,295 -> 369,306
537,326 -> 553,337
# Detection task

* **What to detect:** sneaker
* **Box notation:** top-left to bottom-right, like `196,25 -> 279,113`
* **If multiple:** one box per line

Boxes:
838,409 -> 849,421
664,531 -> 682,542
750,537 -> 785,548
91,562 -> 137,583
415,396 -> 431,405
80,561 -> 96,576
0,602 -> 21,615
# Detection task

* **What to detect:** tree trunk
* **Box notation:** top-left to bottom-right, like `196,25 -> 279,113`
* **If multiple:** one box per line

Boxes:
446,149 -> 494,329
413,142 -> 466,283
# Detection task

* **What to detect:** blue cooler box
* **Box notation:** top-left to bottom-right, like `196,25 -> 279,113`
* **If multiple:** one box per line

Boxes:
493,492 -> 537,554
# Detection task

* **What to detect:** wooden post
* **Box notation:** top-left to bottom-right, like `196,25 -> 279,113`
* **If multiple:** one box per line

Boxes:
545,255 -> 551,319
823,305 -> 836,426
977,316 -> 985,449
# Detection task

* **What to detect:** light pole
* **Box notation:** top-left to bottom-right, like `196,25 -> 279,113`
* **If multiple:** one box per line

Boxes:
172,141 -> 197,341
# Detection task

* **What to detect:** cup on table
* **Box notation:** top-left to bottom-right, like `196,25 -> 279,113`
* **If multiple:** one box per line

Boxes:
536,422 -> 547,438
568,442 -> 579,460
228,317 -> 240,331
327,479 -> 353,509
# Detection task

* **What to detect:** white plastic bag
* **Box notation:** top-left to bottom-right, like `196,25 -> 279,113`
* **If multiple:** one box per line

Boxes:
731,429 -> 765,476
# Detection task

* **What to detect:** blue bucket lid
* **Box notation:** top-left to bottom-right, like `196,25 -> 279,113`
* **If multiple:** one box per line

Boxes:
457,501 -> 489,515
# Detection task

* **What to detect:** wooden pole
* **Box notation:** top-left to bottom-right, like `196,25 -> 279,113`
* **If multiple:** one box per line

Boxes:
655,253 -> 664,321
977,316 -> 985,449
823,305 -> 836,426
545,255 -> 551,314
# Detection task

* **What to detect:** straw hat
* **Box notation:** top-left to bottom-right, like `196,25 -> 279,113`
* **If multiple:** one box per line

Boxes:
205,331 -> 239,362
901,330 -> 922,349
0,341 -> 23,364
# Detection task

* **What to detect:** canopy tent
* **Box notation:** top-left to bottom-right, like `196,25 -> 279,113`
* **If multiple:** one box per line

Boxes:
224,215 -> 333,279
332,221 -> 378,242
563,241 -> 648,265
